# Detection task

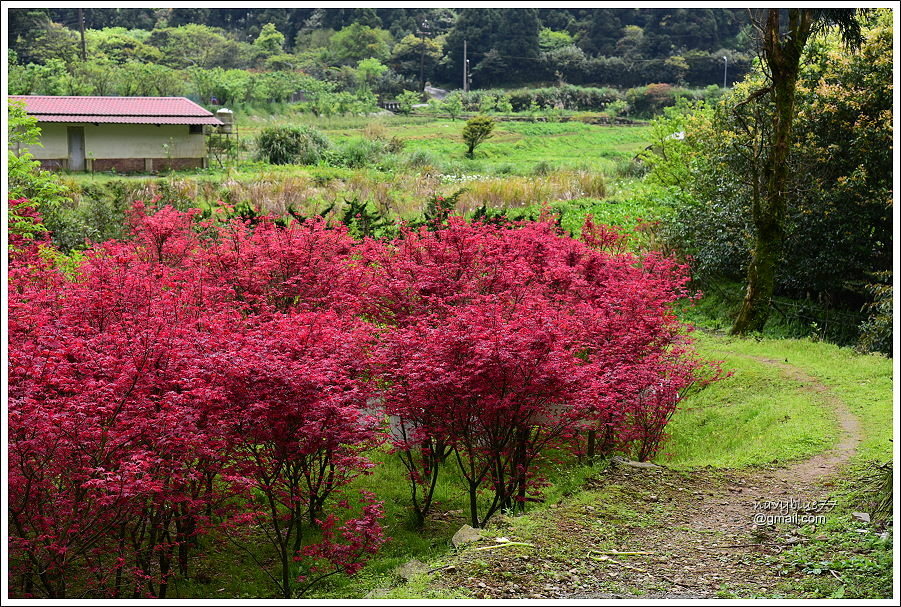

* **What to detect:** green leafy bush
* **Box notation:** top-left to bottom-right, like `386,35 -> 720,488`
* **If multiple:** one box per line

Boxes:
7,100 -> 73,239
396,89 -> 421,115
857,271 -> 892,355
255,125 -> 331,165
403,148 -> 439,170
650,12 -> 892,346
328,137 -> 395,170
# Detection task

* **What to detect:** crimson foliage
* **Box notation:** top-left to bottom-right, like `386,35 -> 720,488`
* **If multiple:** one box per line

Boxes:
8,200 -> 715,597
8,203 -> 384,598
368,216 -> 711,526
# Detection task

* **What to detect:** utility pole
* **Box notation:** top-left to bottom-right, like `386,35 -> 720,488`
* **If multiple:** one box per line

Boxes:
78,8 -> 87,62
417,19 -> 430,93
722,55 -> 728,88
463,39 -> 469,93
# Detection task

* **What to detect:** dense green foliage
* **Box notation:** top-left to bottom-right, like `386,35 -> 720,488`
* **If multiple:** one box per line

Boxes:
9,8 -> 753,97
445,83 -> 725,119
857,271 -> 892,355
461,115 -> 495,157
644,10 -> 892,351
7,100 -> 72,241
255,125 -> 332,165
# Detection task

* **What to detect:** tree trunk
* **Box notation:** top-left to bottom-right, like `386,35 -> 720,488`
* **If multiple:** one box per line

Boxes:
586,429 -> 597,462
469,479 -> 480,528
732,9 -> 812,335
731,163 -> 786,334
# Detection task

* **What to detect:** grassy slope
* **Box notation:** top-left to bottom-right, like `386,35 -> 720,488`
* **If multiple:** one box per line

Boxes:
706,337 -> 893,465
660,333 -> 893,469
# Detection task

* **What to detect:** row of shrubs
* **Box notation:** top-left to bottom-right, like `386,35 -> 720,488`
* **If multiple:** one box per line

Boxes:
449,83 -> 726,118
524,51 -> 753,90
10,201 -> 716,598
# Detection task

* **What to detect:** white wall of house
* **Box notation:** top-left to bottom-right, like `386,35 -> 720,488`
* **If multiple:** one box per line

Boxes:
21,123 -> 206,160
21,123 -> 68,158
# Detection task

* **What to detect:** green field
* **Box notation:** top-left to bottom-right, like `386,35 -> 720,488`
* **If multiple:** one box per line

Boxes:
319,118 -> 651,175
66,116 -> 651,179
54,117 -> 655,250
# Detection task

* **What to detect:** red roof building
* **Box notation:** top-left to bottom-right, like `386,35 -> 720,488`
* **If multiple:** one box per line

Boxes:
9,96 -> 223,172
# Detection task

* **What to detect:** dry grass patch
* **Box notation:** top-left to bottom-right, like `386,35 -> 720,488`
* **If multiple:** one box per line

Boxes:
457,170 -> 607,212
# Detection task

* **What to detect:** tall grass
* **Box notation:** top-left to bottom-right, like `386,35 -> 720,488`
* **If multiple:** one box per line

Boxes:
456,170 -> 607,211
62,167 -> 615,231
58,116 -> 654,251
302,114 -> 435,132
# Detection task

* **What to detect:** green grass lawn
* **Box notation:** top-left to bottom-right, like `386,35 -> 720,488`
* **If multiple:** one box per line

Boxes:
322,118 -> 650,175
659,333 -> 893,469
696,336 -> 894,465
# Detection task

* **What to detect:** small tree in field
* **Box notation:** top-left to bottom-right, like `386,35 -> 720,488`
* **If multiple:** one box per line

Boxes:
213,312 -> 385,598
396,89 -> 421,115
378,297 -> 592,527
442,91 -> 464,121
462,115 -> 495,158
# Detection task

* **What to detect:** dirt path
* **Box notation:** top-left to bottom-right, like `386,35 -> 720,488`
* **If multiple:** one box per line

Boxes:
426,355 -> 863,599
750,356 -> 861,484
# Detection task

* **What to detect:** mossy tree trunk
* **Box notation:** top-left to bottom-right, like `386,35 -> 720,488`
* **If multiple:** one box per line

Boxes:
732,8 -> 863,335
732,9 -> 812,335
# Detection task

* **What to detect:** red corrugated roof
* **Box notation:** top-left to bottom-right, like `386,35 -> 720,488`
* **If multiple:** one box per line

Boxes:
9,96 -> 223,125
30,114 -> 223,125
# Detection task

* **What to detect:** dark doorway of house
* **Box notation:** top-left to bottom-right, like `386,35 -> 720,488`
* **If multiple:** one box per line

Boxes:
67,126 -> 85,171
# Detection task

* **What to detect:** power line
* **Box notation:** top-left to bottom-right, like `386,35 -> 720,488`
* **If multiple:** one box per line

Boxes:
462,49 -> 746,64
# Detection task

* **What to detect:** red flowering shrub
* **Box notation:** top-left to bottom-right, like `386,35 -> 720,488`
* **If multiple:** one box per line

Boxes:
7,202 -> 384,598
377,296 -> 595,527
8,199 -> 716,596
9,228 -> 234,597
364,215 -> 716,526
202,215 -> 369,316
207,312 -> 383,598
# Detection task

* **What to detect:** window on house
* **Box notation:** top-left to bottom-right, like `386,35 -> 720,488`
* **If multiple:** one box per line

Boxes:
189,124 -> 203,134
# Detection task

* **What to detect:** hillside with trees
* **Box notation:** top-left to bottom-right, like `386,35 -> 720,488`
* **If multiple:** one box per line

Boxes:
9,7 -> 753,98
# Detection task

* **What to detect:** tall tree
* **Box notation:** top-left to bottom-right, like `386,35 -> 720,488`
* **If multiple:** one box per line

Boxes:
440,8 -> 501,84
494,8 -> 540,80
730,8 -> 863,335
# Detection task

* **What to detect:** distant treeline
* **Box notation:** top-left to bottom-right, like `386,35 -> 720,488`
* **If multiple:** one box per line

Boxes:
9,7 -> 753,91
